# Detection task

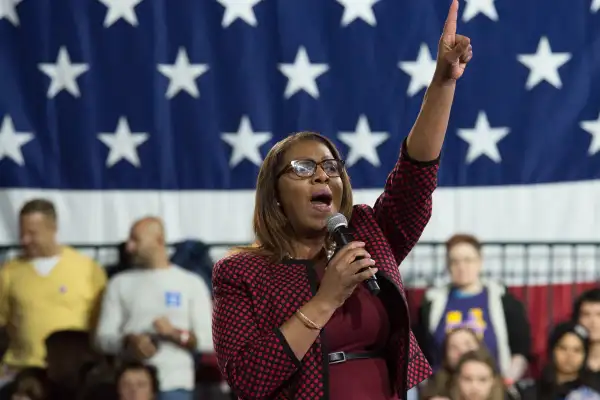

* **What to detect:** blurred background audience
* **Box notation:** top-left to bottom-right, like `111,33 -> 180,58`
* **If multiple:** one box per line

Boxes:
415,234 -> 530,383
0,198 -> 598,399
449,348 -> 506,400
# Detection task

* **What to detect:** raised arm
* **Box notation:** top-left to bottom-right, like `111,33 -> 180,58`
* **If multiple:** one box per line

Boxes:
373,0 -> 472,264
406,0 -> 470,162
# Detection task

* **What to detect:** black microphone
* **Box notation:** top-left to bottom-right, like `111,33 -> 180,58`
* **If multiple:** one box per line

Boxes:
326,213 -> 380,295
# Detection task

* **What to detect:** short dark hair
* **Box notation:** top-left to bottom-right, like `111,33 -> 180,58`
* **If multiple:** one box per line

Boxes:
45,329 -> 90,348
20,199 -> 57,221
116,361 -> 160,394
573,288 -> 600,322
45,330 -> 97,362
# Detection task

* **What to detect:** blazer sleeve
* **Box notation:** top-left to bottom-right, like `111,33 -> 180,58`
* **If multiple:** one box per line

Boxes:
212,258 -> 302,399
501,292 -> 531,359
372,138 -> 439,266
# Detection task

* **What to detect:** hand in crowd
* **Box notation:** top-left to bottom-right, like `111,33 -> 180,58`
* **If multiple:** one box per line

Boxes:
313,241 -> 377,309
125,334 -> 157,359
153,316 -> 176,338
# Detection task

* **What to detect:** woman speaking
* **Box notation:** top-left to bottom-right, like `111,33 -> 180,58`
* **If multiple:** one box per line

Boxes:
212,1 -> 472,398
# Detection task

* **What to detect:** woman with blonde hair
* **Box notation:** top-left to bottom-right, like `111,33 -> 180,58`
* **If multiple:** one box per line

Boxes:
450,349 -> 506,400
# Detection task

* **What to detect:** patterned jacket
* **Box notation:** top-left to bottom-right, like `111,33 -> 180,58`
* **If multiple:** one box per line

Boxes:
212,140 -> 438,399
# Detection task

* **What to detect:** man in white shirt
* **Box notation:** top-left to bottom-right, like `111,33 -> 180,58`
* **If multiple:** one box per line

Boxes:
95,217 -> 213,400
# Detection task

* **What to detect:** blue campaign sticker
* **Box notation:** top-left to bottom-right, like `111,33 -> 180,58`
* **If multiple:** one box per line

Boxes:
164,291 -> 181,307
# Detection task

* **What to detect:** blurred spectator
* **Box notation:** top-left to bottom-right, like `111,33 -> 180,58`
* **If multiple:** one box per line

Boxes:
450,348 -> 506,400
8,367 -> 47,400
415,233 -> 530,383
0,330 -> 101,399
106,239 -> 214,297
116,361 -> 159,400
170,240 -> 214,297
573,288 -> 600,383
516,322 -> 600,399
44,330 -> 101,399
419,327 -> 483,399
95,217 -> 213,400
105,242 -> 132,280
0,199 -> 106,377
76,359 -> 118,400
79,382 -> 118,400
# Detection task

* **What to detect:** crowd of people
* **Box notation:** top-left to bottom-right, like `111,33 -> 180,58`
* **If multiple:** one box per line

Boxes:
0,197 -> 598,400
415,318 -> 600,399
0,199 -> 215,400
410,234 -> 600,399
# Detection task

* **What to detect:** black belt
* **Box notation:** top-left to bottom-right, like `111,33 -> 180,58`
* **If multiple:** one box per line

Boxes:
328,351 -> 384,365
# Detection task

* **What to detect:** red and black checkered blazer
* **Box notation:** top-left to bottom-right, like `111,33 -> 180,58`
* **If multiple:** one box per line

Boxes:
212,140 -> 438,399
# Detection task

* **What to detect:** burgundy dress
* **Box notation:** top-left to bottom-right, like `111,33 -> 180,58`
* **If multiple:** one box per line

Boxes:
319,269 -> 399,400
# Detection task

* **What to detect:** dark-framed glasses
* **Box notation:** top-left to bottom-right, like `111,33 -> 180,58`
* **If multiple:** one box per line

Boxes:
278,159 -> 345,178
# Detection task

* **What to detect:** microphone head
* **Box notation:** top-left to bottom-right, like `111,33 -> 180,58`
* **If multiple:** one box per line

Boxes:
326,213 -> 348,233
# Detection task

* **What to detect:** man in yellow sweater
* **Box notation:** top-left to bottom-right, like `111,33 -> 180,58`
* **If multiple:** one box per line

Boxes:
0,198 -> 107,375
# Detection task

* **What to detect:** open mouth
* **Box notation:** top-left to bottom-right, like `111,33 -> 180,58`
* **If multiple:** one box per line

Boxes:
310,190 -> 333,206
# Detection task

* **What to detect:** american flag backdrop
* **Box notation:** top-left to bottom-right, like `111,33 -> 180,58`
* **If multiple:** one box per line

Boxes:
0,0 -> 599,376
0,0 -> 599,250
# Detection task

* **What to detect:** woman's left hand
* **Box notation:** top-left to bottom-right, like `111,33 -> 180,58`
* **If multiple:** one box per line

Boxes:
435,0 -> 473,82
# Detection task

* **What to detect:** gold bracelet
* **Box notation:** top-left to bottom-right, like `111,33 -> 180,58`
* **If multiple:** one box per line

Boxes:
296,310 -> 322,330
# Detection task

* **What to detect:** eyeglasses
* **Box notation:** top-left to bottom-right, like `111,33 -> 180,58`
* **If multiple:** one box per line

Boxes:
277,159 -> 345,179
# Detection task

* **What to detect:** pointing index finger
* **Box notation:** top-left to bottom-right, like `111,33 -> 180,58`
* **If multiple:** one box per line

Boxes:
443,0 -> 459,39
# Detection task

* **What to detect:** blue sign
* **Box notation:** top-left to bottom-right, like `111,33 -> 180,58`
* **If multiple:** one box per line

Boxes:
164,291 -> 181,308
